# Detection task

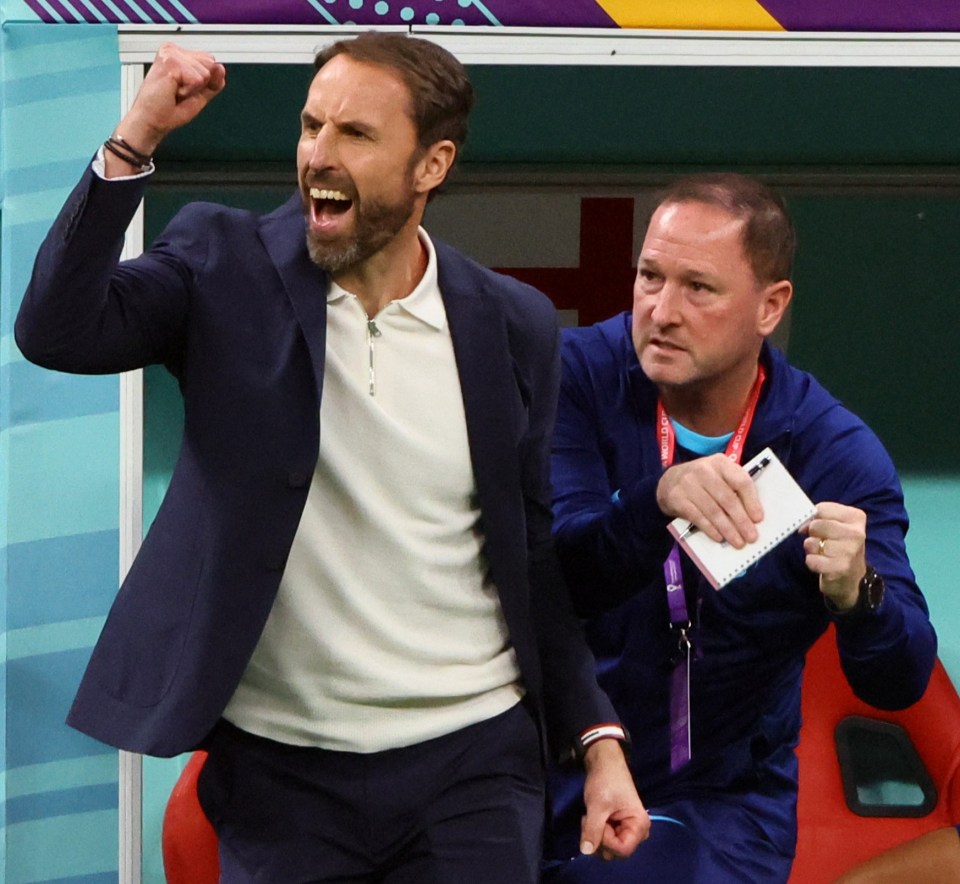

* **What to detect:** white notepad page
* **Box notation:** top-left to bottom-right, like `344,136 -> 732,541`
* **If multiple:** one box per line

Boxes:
667,447 -> 816,590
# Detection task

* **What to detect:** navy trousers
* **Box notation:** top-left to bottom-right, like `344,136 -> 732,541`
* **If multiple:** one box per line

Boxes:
197,703 -> 545,883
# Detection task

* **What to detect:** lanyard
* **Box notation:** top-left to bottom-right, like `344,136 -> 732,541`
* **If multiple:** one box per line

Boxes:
658,364 -> 766,770
656,364 -> 766,472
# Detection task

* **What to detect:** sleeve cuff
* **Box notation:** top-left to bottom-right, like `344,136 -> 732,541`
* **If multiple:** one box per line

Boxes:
92,144 -> 155,180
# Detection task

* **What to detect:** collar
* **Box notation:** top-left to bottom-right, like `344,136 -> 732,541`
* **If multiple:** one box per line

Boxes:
672,421 -> 732,456
613,312 -> 796,453
326,228 -> 446,331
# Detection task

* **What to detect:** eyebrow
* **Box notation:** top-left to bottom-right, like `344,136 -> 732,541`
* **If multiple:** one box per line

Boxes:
300,110 -> 377,139
639,258 -> 717,285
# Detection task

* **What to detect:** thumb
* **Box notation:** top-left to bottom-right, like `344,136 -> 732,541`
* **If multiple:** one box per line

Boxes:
579,810 -> 605,856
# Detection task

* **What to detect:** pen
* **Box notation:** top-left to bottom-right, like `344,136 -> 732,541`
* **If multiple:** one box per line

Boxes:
678,455 -> 771,540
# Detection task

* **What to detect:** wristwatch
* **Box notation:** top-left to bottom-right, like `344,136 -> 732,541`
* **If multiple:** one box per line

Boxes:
857,565 -> 886,613
828,565 -> 885,616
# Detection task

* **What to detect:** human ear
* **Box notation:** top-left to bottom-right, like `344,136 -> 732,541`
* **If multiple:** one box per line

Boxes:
758,280 -> 793,337
414,140 -> 456,194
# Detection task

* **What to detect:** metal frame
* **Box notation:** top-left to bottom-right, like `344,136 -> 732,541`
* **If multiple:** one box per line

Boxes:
118,58 -> 146,884
117,24 -> 960,67
114,22 -> 960,883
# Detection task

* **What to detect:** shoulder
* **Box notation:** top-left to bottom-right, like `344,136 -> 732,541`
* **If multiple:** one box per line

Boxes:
164,200 -> 271,236
151,194 -> 300,268
776,352 -> 879,444
163,191 -> 299,239
561,312 -> 635,385
771,350 -> 901,499
433,237 -> 557,325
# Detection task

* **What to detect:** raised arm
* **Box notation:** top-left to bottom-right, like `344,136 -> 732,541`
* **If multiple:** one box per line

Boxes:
797,417 -> 937,710
15,44 -> 227,374
104,43 -> 225,178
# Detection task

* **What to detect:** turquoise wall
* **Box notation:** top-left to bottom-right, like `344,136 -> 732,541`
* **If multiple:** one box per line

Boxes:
1,20 -> 122,884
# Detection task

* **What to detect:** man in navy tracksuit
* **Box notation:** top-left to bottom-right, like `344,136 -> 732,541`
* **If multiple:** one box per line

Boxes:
542,173 -> 937,883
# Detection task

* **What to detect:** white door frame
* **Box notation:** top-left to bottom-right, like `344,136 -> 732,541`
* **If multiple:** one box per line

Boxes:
114,23 -> 960,882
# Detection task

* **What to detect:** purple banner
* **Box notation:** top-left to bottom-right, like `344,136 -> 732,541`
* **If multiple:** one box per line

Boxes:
760,0 -> 960,32
18,0 -> 960,31
22,0 -> 616,27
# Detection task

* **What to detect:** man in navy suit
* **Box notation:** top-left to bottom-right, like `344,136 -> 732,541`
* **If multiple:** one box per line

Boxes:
16,35 -> 648,882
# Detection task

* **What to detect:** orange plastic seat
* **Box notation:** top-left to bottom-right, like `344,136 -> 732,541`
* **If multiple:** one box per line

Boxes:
161,750 -> 220,884
790,626 -> 960,883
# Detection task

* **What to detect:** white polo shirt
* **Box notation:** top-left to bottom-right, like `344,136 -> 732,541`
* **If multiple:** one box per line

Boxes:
224,230 -> 523,752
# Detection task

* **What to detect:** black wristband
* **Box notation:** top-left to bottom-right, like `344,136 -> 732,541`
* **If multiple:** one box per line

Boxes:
104,136 -> 152,173
110,133 -> 152,165
570,723 -> 631,764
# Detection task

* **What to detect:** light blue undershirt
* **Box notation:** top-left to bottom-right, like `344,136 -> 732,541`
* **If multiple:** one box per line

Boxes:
671,421 -> 731,457
611,423 -> 731,504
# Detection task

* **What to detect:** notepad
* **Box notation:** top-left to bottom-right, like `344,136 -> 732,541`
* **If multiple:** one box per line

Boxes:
667,447 -> 816,590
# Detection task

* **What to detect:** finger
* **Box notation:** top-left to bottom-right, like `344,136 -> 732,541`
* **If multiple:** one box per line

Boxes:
175,57 -> 225,101
581,806 -> 635,858
206,62 -> 227,95
659,456 -> 762,547
601,814 -> 650,859
697,459 -> 765,544
691,486 -> 758,547
804,535 -> 828,559
811,502 -> 867,532
579,813 -> 603,857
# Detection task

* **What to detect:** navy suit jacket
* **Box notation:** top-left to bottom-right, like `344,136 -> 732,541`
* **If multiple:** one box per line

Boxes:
16,166 -> 616,758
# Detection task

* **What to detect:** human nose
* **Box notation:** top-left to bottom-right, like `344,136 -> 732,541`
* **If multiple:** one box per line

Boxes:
648,282 -> 681,326
307,128 -> 337,171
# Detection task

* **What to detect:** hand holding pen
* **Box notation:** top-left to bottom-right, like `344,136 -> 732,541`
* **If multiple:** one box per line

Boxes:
656,452 -> 768,549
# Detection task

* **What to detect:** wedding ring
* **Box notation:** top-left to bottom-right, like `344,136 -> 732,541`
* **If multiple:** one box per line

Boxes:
818,538 -> 826,555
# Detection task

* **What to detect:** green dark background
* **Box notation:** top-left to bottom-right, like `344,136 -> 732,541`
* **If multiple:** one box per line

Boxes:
144,63 -> 960,477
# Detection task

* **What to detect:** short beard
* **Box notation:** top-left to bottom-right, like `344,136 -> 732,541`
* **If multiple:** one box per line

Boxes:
305,190 -> 418,275
306,234 -> 364,275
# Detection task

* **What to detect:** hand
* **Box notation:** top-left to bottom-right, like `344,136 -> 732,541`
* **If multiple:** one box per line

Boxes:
109,42 -> 226,171
580,739 -> 650,860
656,454 -> 764,548
801,501 -> 867,610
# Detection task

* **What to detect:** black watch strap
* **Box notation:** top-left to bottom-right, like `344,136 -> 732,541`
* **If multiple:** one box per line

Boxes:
826,564 -> 885,616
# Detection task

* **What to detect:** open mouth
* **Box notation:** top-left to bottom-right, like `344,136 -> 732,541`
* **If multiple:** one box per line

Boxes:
309,186 -> 353,231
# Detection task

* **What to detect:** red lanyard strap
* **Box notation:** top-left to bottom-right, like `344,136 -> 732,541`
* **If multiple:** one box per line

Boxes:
657,364 -> 766,771
656,364 -> 767,471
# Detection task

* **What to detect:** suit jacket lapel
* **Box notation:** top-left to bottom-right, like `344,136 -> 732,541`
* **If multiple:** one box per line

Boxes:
258,193 -> 328,401
254,217 -> 520,499
437,243 -> 524,579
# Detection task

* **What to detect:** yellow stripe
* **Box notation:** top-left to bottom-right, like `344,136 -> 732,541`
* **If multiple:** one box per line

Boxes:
596,0 -> 785,31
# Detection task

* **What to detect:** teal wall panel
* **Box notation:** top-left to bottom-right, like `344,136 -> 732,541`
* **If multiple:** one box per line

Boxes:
902,476 -> 960,683
1,21 -> 121,884
0,0 -> 39,22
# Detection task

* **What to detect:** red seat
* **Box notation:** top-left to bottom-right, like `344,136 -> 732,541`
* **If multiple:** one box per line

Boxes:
790,626 -> 960,883
161,750 -> 220,884
160,632 -> 960,884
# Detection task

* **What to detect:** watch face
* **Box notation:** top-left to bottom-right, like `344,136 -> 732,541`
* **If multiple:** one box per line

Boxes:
862,567 -> 885,610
